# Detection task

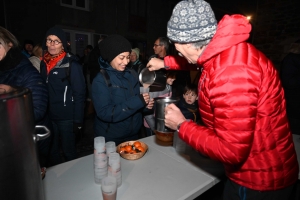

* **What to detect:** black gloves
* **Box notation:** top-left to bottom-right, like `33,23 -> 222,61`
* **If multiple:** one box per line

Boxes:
73,123 -> 83,144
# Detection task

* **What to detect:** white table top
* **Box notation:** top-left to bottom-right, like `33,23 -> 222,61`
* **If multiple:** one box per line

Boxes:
43,136 -> 223,200
292,134 -> 300,179
143,134 -> 224,182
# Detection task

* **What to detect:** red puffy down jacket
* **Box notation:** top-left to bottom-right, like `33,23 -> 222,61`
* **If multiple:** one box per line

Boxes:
165,14 -> 299,191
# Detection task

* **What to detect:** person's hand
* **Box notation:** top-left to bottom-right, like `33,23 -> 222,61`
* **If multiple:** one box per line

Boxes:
165,104 -> 186,130
146,57 -> 165,71
142,93 -> 150,104
146,98 -> 154,109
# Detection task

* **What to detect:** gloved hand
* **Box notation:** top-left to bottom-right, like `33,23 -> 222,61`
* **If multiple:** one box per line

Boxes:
73,123 -> 83,144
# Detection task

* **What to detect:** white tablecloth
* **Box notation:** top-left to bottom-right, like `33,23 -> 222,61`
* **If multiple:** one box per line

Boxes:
43,136 -> 224,200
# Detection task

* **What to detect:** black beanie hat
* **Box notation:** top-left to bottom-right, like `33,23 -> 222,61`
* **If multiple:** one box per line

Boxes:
44,26 -> 68,52
99,34 -> 132,63
23,39 -> 34,47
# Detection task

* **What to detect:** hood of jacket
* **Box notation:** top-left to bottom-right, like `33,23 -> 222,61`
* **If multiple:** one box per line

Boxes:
199,14 -> 252,66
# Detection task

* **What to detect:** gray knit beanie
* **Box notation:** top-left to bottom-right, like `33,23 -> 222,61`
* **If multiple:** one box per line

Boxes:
131,48 -> 140,60
99,34 -> 132,63
167,0 -> 217,43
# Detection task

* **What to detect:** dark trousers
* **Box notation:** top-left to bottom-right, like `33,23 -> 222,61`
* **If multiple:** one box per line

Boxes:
145,127 -> 153,137
49,120 -> 77,165
223,178 -> 297,200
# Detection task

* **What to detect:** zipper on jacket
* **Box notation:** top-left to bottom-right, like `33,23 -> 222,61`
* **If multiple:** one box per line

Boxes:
64,86 -> 67,106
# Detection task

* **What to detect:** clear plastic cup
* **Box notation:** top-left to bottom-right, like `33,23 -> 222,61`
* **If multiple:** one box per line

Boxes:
101,176 -> 117,200
105,141 -> 116,157
140,87 -> 150,94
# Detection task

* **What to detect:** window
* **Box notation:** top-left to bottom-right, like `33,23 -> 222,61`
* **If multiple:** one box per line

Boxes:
63,29 -> 92,57
60,0 -> 89,11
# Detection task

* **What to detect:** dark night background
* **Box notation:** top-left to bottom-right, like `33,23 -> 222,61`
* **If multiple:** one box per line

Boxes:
0,1 -> 299,199
0,0 -> 299,68
207,0 -> 257,20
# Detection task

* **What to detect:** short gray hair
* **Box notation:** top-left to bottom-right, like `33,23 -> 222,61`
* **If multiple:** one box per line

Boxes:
190,39 -> 211,50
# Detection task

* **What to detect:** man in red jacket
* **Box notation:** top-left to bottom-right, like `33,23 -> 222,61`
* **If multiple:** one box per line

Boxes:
147,0 -> 299,199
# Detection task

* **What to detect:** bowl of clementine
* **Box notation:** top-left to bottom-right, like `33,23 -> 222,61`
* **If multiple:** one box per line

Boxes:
117,140 -> 148,160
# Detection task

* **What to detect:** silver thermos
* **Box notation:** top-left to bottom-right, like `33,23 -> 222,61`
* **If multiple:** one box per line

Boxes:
154,97 -> 179,133
0,85 -> 50,200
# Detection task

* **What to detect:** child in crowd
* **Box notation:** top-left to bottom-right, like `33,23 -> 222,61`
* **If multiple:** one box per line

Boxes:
143,71 -> 177,136
176,84 -> 201,123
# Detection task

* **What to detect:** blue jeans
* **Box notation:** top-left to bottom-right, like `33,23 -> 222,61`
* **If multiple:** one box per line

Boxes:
50,120 -> 77,165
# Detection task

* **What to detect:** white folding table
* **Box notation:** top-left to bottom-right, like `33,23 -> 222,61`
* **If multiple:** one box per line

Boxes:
43,135 -> 224,200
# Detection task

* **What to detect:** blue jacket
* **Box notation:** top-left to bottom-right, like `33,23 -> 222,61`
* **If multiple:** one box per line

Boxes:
176,98 -> 200,123
40,53 -> 86,123
92,57 -> 146,144
0,48 -> 48,124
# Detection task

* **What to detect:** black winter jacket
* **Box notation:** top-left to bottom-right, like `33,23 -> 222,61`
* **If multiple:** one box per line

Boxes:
0,47 -> 48,124
92,57 -> 146,144
40,53 -> 86,123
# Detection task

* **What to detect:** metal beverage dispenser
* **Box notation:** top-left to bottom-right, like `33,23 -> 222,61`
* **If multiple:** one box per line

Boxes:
0,85 -> 50,200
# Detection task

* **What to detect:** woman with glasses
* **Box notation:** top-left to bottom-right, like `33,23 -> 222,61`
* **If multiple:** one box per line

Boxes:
40,26 -> 86,165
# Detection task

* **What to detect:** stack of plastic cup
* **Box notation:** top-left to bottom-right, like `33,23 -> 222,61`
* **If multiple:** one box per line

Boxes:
108,152 -> 122,187
94,136 -> 107,184
105,141 -> 116,157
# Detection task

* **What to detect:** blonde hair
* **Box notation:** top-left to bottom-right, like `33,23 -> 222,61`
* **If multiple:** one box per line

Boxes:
32,43 -> 43,57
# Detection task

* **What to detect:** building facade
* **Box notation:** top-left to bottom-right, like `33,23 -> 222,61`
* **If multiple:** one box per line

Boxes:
1,0 -> 177,59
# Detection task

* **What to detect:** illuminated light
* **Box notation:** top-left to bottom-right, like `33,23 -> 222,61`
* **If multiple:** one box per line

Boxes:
246,16 -> 252,21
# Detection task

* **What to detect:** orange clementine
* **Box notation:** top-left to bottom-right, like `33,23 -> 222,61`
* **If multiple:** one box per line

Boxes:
129,149 -> 136,154
136,146 -> 145,152
133,141 -> 142,148
124,145 -> 132,152
119,147 -> 126,153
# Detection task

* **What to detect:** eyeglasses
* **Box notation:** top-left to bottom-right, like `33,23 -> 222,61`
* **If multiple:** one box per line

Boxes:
46,39 -> 62,45
153,43 -> 162,47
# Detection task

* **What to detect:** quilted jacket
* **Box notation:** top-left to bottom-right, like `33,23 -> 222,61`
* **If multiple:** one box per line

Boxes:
92,57 -> 146,145
0,48 -> 48,123
165,14 -> 299,191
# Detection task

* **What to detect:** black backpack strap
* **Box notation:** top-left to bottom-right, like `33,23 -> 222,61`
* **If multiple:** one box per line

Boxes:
99,68 -> 112,87
99,68 -> 112,133
62,58 -> 73,84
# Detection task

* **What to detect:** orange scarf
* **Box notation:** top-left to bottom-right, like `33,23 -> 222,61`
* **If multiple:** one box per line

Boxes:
43,50 -> 66,74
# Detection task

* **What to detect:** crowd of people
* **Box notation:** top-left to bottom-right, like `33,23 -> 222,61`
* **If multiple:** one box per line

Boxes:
0,0 -> 299,198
